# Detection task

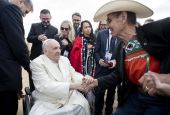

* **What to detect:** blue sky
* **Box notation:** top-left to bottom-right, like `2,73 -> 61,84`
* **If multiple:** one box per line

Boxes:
23,0 -> 170,36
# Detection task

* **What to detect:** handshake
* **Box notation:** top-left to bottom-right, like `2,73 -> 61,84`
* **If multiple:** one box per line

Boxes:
70,76 -> 98,92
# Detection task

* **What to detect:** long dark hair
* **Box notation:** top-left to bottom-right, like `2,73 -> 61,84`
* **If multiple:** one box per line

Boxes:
79,20 -> 95,38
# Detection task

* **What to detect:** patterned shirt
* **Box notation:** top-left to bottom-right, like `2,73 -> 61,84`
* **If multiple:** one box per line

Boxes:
124,38 -> 160,85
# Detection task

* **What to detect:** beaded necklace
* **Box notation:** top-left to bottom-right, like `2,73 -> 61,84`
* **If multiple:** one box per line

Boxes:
81,36 -> 95,76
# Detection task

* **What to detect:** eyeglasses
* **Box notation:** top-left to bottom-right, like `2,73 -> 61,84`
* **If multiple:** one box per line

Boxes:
73,19 -> 80,22
61,27 -> 69,31
100,24 -> 107,26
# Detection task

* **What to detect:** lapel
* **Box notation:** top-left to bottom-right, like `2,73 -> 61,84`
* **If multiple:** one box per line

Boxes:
41,55 -> 64,81
110,37 -> 117,59
44,26 -> 51,36
37,23 -> 43,34
102,29 -> 109,51
110,37 -> 116,50
38,23 -> 50,35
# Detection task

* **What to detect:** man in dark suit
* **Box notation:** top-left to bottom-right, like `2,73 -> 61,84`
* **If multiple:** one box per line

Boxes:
72,12 -> 81,37
0,0 -> 33,114
94,29 -> 117,115
27,9 -> 58,60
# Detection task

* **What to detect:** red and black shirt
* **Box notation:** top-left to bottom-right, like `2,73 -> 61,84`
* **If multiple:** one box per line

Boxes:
124,38 -> 160,85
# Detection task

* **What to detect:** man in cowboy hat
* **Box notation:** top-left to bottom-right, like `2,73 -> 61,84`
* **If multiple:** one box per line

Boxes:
83,0 -> 170,114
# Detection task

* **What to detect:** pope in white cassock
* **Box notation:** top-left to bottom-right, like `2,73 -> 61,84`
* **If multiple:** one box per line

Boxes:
29,39 -> 90,115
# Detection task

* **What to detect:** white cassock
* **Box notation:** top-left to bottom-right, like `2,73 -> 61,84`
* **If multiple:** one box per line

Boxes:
29,55 -> 90,115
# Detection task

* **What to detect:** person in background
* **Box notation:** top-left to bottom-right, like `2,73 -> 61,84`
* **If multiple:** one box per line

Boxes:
94,28 -> 117,115
55,20 -> 75,59
0,0 -> 33,114
27,9 -> 58,60
83,0 -> 170,114
29,39 -> 90,115
95,20 -> 108,37
70,20 -> 96,77
72,12 -> 81,37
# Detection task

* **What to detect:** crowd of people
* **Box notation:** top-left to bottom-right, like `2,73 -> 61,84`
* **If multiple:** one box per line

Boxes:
0,0 -> 170,115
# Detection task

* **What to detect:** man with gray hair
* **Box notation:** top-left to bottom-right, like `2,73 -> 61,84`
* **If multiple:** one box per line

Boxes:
0,0 -> 33,114
29,39 -> 90,115
10,0 -> 33,17
83,0 -> 170,114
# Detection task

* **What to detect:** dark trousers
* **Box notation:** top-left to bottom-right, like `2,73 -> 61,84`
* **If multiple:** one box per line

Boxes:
113,91 -> 170,115
95,86 -> 115,115
0,90 -> 18,115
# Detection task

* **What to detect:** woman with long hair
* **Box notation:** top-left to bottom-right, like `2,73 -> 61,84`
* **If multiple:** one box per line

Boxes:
55,20 -> 75,58
70,20 -> 95,76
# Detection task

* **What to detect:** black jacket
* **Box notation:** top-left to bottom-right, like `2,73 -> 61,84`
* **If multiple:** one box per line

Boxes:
0,0 -> 30,91
94,29 -> 117,77
27,23 -> 58,60
97,17 -> 170,106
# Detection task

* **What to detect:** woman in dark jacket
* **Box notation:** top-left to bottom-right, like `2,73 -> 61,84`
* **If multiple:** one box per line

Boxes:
55,20 -> 75,59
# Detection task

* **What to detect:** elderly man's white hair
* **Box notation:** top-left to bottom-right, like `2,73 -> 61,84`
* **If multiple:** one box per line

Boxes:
42,39 -> 59,50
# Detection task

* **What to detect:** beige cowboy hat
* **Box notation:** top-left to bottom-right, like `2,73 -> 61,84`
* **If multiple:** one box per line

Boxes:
94,0 -> 153,22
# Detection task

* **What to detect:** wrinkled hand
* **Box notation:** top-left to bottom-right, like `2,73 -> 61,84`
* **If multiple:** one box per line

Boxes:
139,71 -> 162,96
82,76 -> 98,92
108,59 -> 116,69
70,76 -> 97,92
61,39 -> 68,46
147,72 -> 169,96
77,83 -> 87,92
99,59 -> 110,67
139,72 -> 170,96
38,34 -> 48,41
70,82 -> 84,91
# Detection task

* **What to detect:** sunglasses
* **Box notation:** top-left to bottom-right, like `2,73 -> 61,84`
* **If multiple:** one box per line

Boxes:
61,27 -> 69,31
